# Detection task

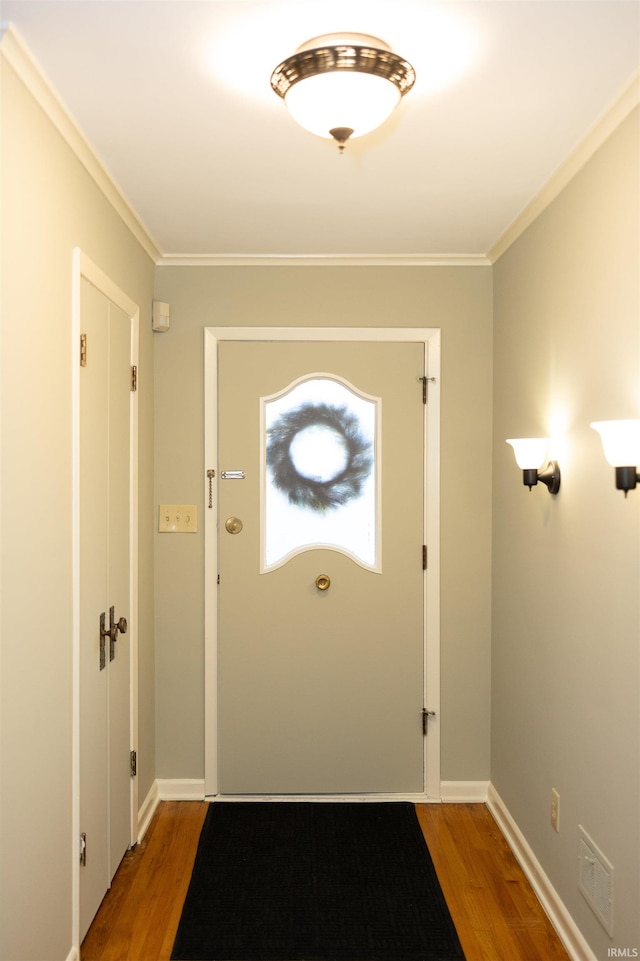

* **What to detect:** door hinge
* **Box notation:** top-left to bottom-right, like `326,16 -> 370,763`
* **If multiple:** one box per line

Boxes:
130,750 -> 137,777
422,709 -> 435,735
418,375 -> 436,404
80,333 -> 87,367
130,365 -> 138,391
422,545 -> 428,570
79,832 -> 87,867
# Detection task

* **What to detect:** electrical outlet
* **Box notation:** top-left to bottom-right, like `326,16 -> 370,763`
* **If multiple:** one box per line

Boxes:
550,788 -> 560,832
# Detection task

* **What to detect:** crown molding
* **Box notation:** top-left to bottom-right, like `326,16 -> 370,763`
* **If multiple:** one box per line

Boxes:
156,254 -> 491,267
488,70 -> 640,264
0,24 -> 162,264
4,21 -> 635,270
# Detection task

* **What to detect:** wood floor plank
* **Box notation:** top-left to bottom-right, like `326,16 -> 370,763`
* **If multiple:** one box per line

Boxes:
416,803 -> 570,961
82,800 -> 571,961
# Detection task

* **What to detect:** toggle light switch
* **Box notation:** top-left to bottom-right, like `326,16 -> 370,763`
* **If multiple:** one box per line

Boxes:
158,505 -> 197,533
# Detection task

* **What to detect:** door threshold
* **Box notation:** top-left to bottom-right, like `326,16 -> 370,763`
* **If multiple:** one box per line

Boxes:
207,793 -> 438,803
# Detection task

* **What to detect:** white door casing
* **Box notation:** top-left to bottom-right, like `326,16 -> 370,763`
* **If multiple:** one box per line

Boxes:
105,295 -> 133,881
204,327 -> 441,800
78,279 -> 110,934
72,250 -> 139,949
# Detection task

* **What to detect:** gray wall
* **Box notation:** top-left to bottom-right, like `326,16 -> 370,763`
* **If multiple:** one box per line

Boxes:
153,265 -> 494,783
3,20 -> 638,961
492,107 -> 640,957
0,53 -> 156,961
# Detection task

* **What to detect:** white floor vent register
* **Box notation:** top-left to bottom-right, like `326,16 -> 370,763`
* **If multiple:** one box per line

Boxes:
578,824 -> 614,937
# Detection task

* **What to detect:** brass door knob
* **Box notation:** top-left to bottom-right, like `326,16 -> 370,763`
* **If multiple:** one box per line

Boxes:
225,516 -> 243,534
315,574 -> 331,591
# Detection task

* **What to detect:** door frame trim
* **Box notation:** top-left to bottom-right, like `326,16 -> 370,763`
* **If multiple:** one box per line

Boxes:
71,249 -> 139,950
204,327 -> 441,799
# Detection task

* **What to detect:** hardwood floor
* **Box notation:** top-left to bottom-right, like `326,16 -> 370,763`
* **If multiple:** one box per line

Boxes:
417,804 -> 570,961
81,800 -> 570,961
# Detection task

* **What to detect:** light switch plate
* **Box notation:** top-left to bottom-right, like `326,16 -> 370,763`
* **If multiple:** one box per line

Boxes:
158,505 -> 197,533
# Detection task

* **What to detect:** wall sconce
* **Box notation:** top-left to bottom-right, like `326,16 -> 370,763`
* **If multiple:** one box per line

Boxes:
506,438 -> 561,494
590,420 -> 640,496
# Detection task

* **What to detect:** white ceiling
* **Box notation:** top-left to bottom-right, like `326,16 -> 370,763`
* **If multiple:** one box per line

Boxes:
2,0 -> 639,261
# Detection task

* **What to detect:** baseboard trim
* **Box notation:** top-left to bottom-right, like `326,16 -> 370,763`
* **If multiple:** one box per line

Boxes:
153,781 -> 492,803
157,778 -> 206,800
440,780 -> 489,802
137,780 -> 160,842
487,784 -> 597,961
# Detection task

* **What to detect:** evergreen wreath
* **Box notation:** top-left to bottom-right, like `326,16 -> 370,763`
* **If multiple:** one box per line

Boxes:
266,403 -> 373,512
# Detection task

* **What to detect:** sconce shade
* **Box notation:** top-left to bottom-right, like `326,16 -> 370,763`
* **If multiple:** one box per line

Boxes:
590,420 -> 640,466
591,419 -> 640,495
506,437 -> 560,494
270,34 -> 416,149
506,438 -> 548,470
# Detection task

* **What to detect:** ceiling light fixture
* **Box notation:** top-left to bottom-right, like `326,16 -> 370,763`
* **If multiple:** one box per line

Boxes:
270,34 -> 416,152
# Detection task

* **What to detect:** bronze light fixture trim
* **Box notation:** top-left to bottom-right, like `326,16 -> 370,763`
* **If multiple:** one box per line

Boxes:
270,34 -> 416,151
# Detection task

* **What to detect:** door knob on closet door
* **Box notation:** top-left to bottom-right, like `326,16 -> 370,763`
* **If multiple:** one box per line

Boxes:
315,574 -> 331,591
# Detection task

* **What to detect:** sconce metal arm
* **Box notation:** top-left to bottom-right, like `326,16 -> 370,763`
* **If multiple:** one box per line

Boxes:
522,460 -> 561,494
615,466 -> 640,496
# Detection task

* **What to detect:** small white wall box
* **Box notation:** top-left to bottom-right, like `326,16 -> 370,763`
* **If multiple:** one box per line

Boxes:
152,300 -> 170,332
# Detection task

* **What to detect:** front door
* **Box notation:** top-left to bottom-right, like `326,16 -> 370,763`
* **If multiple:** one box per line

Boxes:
216,340 -> 427,795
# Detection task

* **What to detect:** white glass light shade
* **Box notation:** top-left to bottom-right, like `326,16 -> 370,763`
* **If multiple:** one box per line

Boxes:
270,34 -> 415,148
506,438 -> 548,470
284,71 -> 401,139
590,420 -> 640,466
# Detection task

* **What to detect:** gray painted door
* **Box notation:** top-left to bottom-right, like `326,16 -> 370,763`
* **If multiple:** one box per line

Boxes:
217,341 -> 425,794
79,279 -> 131,938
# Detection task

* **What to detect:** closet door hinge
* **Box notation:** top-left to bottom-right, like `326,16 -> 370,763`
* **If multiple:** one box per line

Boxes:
422,545 -> 428,570
130,750 -> 137,777
131,366 -> 138,391
80,333 -> 87,367
422,709 -> 436,735
418,375 -> 436,404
